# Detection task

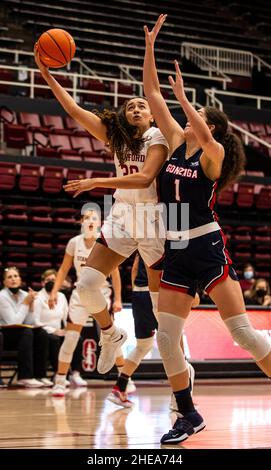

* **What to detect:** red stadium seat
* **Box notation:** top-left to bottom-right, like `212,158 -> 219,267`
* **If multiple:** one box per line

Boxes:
255,186 -> 271,210
0,162 -> 16,190
66,168 -> 87,181
236,183 -> 255,208
6,231 -> 28,247
31,232 -> 53,249
65,116 -> 89,137
217,185 -> 234,207
52,207 -> 79,224
232,226 -> 252,242
3,205 -> 28,222
28,206 -> 52,223
42,167 -> 64,194
42,115 -> 71,135
18,164 -> 40,192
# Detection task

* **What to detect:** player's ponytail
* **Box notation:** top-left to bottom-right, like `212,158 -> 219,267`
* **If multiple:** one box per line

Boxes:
204,107 -> 246,194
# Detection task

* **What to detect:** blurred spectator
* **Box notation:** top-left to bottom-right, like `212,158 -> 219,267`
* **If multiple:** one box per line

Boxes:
34,269 -> 86,386
245,278 -> 271,307
0,267 -> 49,387
239,263 -> 255,298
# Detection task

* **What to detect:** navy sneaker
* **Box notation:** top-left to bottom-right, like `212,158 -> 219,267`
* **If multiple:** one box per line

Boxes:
161,411 -> 205,445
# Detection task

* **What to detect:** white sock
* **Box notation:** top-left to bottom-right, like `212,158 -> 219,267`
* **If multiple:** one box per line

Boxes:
149,291 -> 159,320
102,324 -> 117,336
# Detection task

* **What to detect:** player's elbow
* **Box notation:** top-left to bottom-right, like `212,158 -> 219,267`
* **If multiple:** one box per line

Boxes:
141,174 -> 153,188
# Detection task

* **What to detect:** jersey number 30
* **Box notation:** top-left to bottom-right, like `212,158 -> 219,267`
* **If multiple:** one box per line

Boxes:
121,164 -> 139,175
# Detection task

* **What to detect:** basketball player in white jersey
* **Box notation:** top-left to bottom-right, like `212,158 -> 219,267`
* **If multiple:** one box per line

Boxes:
49,206 -> 123,396
35,45 -> 170,376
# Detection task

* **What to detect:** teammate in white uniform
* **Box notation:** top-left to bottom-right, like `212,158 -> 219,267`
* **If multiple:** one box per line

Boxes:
48,207 -> 123,396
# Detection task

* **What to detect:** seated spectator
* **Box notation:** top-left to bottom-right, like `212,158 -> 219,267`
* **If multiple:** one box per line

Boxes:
239,263 -> 255,298
0,267 -> 49,387
245,278 -> 271,307
34,269 -> 87,386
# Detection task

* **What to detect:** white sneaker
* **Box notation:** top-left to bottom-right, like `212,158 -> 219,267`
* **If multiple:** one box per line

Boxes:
40,378 -> 54,387
17,378 -> 44,388
69,372 -> 88,387
51,383 -> 67,397
169,362 -> 195,412
126,378 -> 136,394
98,328 -> 127,375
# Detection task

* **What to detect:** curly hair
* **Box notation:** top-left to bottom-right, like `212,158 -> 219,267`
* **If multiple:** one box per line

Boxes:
204,107 -> 246,194
93,98 -> 148,165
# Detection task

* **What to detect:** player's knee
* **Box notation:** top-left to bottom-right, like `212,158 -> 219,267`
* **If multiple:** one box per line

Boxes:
77,266 -> 107,314
225,314 -> 271,361
156,312 -> 187,377
58,330 -> 80,364
127,336 -> 154,365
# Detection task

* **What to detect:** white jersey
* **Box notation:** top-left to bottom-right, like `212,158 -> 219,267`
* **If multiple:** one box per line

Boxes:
66,234 -> 112,325
113,126 -> 168,204
66,234 -> 110,288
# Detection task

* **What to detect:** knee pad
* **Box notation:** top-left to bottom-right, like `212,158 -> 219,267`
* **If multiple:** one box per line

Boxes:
77,266 -> 107,315
58,330 -> 80,364
156,312 -> 187,377
225,314 -> 271,362
127,336 -> 154,366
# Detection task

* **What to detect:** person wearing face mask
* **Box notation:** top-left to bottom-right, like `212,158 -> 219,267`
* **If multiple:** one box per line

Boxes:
239,263 -> 255,298
47,206 -> 124,396
245,278 -> 271,307
0,267 -> 49,387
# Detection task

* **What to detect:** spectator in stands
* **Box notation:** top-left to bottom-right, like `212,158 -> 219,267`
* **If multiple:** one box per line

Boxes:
34,269 -> 86,387
245,278 -> 271,307
0,267 -> 49,387
240,263 -> 256,298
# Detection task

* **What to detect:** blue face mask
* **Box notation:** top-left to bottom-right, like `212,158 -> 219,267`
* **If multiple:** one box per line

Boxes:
244,271 -> 254,280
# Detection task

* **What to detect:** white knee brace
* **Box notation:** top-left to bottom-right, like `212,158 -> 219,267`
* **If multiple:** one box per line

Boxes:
156,312 -> 187,377
58,330 -> 80,364
225,314 -> 271,362
77,266 -> 107,315
127,336 -> 154,366
149,291 -> 159,320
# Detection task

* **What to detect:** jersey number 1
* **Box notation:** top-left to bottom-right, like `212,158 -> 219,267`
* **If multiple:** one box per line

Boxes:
174,179 -> 181,201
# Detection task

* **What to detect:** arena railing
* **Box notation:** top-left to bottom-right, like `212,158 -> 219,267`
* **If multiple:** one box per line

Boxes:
0,63 -> 197,108
181,42 -> 271,78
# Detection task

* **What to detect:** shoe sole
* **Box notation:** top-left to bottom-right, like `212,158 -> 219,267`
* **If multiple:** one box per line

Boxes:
97,331 -> 128,374
107,393 -> 133,409
161,421 -> 206,445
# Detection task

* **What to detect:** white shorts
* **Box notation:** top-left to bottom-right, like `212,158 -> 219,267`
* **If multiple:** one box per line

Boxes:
100,202 -> 166,268
68,286 -> 112,326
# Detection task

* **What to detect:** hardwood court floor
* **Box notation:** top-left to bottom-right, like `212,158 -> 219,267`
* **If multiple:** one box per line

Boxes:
0,379 -> 270,449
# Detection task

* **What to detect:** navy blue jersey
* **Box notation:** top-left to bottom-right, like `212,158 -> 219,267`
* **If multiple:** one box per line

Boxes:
159,143 -> 219,231
134,255 -> 148,288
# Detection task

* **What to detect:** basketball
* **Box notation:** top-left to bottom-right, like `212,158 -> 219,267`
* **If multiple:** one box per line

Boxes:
37,29 -> 76,68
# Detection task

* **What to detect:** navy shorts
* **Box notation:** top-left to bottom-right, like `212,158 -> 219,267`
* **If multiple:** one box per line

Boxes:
132,290 -> 158,338
161,230 -> 238,297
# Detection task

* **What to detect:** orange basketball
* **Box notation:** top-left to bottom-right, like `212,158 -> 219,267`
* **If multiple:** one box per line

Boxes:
37,29 -> 76,68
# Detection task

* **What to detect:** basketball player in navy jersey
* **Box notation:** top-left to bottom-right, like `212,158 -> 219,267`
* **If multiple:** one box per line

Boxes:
107,252 -> 195,408
142,14 -> 271,444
